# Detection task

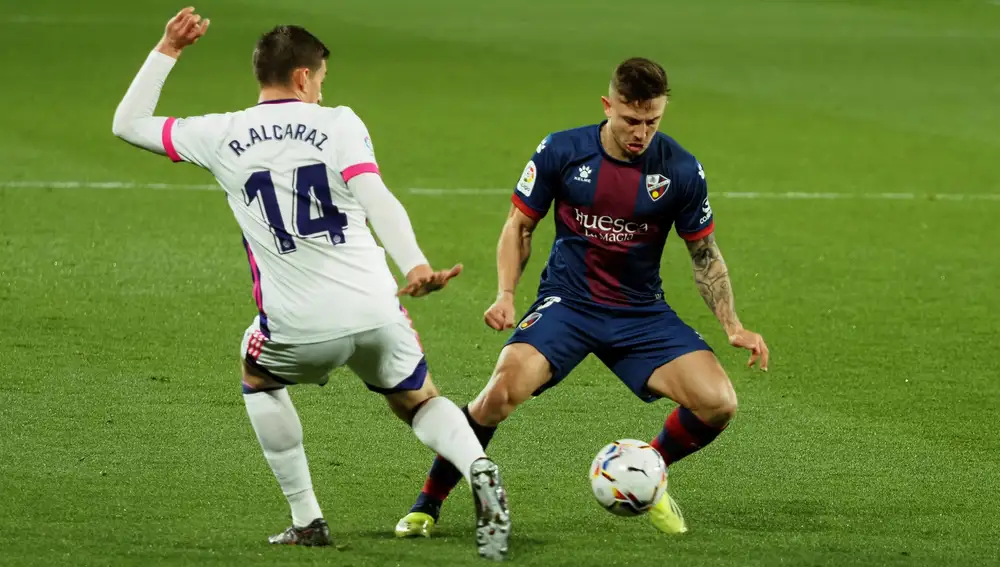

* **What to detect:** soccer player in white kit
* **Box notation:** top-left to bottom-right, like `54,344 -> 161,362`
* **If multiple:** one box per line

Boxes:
111,8 -> 511,560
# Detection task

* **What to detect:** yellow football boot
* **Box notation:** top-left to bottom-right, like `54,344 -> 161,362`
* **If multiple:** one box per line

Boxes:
648,491 -> 688,534
394,512 -> 436,538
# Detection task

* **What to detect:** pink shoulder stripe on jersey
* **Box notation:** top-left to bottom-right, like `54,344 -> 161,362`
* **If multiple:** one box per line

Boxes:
678,221 -> 715,242
341,162 -> 380,183
161,117 -> 182,163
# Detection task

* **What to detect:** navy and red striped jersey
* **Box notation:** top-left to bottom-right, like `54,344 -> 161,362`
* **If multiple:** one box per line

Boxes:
511,121 -> 714,310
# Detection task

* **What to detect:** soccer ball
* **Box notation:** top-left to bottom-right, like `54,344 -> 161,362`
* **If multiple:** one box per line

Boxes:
590,439 -> 667,517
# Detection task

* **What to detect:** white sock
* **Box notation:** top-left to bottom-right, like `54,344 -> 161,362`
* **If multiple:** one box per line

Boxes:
244,388 -> 323,527
411,396 -> 488,486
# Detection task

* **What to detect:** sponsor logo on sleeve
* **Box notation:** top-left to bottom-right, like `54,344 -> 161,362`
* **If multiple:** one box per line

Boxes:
699,198 -> 713,224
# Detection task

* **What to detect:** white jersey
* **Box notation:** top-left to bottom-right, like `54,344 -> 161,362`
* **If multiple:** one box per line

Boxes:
163,101 -> 400,342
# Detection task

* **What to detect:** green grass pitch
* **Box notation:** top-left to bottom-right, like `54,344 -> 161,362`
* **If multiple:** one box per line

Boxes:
1,0 -> 999,565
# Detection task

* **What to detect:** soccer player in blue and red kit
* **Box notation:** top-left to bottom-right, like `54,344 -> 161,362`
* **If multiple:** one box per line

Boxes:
396,57 -> 769,537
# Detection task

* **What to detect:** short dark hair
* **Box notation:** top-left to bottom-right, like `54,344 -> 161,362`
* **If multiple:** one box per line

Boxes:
611,57 -> 670,103
253,25 -> 330,87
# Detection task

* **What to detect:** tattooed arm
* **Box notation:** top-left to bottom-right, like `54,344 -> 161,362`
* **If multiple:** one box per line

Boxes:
686,234 -> 770,370
686,233 -> 741,335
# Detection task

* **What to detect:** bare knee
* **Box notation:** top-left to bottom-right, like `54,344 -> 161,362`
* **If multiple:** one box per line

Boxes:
385,375 -> 440,423
470,345 -> 551,427
470,369 -> 521,427
695,384 -> 738,428
646,352 -> 738,429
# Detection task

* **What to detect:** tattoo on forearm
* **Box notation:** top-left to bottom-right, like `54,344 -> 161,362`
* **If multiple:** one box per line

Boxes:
686,234 -> 740,332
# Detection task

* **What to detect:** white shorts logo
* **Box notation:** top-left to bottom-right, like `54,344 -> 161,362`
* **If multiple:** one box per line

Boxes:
517,160 -> 537,196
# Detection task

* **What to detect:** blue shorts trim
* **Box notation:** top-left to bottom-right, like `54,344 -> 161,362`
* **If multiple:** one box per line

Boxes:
505,296 -> 713,403
365,357 -> 429,395
243,355 -> 297,386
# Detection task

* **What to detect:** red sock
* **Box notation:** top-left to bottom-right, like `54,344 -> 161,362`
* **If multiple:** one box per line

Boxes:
649,407 -> 726,465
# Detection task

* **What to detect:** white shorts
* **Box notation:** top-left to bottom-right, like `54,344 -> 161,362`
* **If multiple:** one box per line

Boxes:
240,313 -> 427,393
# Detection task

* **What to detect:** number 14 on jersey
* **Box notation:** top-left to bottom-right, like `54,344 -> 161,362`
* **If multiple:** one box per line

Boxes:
244,163 -> 349,254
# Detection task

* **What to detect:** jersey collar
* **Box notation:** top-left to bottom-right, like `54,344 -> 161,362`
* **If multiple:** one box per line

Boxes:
257,98 -> 303,105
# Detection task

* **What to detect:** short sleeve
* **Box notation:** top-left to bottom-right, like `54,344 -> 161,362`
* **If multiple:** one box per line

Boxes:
162,113 -> 231,170
674,160 -> 715,241
511,134 -> 558,221
333,109 -> 380,183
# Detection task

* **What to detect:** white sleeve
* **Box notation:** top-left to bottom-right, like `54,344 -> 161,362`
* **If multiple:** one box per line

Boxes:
112,49 -> 228,170
347,172 -> 428,276
112,50 -> 176,155
162,112 -> 231,170
333,108 -> 380,184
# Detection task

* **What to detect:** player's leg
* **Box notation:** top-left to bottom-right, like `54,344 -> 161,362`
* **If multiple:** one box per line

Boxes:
348,317 -> 512,560
636,349 -> 736,535
597,311 -> 734,535
599,312 -> 736,466
348,317 -> 496,483
240,326 -> 339,546
645,350 -> 737,464
469,341 -> 556,426
381,369 -> 491,490
384,373 -> 512,560
399,296 -> 595,536
394,342 -> 549,538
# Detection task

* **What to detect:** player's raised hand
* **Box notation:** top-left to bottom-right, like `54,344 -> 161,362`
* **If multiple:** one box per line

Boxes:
728,328 -> 769,371
156,7 -> 210,58
398,264 -> 463,298
484,293 -> 516,331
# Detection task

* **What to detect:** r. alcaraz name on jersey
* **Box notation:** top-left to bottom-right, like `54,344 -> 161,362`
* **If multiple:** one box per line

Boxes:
112,50 -> 430,346
511,123 -> 714,310
163,99 -> 403,343
225,120 -> 331,157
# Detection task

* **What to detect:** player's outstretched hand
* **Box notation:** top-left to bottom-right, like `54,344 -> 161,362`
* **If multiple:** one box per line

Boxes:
484,294 -> 516,331
398,264 -> 463,298
156,7 -> 210,58
728,328 -> 769,371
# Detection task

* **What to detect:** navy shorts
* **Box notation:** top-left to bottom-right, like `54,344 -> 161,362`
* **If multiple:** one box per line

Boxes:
505,295 -> 712,402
